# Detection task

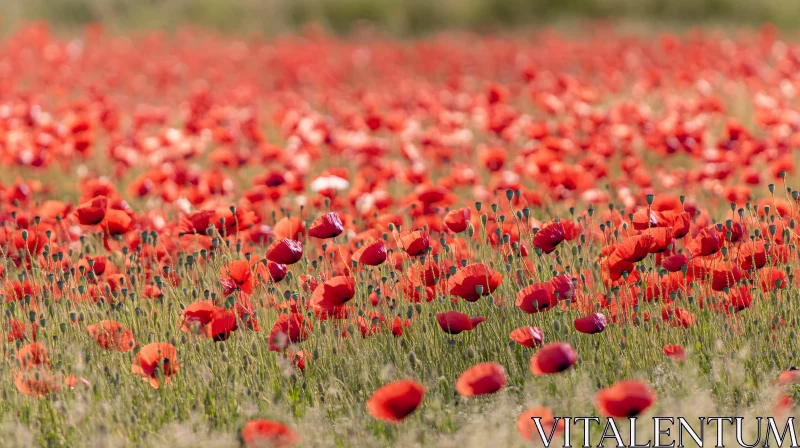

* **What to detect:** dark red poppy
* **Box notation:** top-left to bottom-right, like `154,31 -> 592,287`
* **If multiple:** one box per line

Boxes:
367,379 -> 425,423
550,274 -> 576,300
595,380 -> 656,418
353,240 -> 387,266
400,230 -> 430,256
74,195 -> 108,225
180,210 -> 216,234
533,222 -> 566,254
516,282 -> 556,314
661,253 -> 688,272
510,326 -> 544,348
308,212 -> 344,239
574,313 -> 607,334
266,238 -> 304,265
738,240 -> 767,270
455,362 -> 507,396
241,419 -> 300,448
448,263 -> 503,302
436,311 -> 486,335
530,342 -> 577,375
267,261 -> 288,282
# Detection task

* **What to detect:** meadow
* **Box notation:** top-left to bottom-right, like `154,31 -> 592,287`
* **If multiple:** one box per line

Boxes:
1,20 -> 800,448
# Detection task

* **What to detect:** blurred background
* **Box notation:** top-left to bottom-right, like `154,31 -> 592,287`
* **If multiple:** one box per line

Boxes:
1,0 -> 799,35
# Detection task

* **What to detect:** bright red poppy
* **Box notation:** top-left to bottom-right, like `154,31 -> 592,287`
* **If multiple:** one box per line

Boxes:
131,342 -> 179,388
448,263 -> 503,302
510,326 -> 544,348
367,379 -> 425,423
595,380 -> 656,418
310,276 -> 356,312
455,362 -> 507,396
241,419 -> 300,448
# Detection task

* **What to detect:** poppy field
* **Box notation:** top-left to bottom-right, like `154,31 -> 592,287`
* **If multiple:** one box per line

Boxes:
3,22 -> 800,447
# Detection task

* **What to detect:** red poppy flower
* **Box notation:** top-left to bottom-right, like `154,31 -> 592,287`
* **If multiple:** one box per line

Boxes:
310,276 -> 356,312
180,210 -> 216,234
367,379 -> 425,423
241,419 -> 300,448
74,195 -> 108,225
400,230 -> 430,256
688,226 -> 722,257
353,239 -> 387,266
273,216 -> 305,240
663,345 -> 685,361
269,313 -> 312,352
517,407 -> 564,441
661,253 -> 688,272
204,307 -> 239,341
510,326 -> 544,348
131,342 -> 179,388
550,274 -> 576,300
779,368 -> 800,385
611,234 -> 654,263
16,342 -> 50,370
266,238 -> 304,265
534,221 -> 566,254
444,208 -> 471,233
516,282 -> 557,314
180,301 -> 217,333
436,311 -> 486,335
530,342 -> 577,375
574,313 -> 607,334
102,209 -> 133,236
455,362 -> 507,396
15,369 -> 61,398
596,380 -> 656,418
267,261 -> 288,282
308,212 -> 344,239
221,260 -> 253,294
738,240 -> 767,270
86,320 -> 136,352
448,263 -> 503,302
